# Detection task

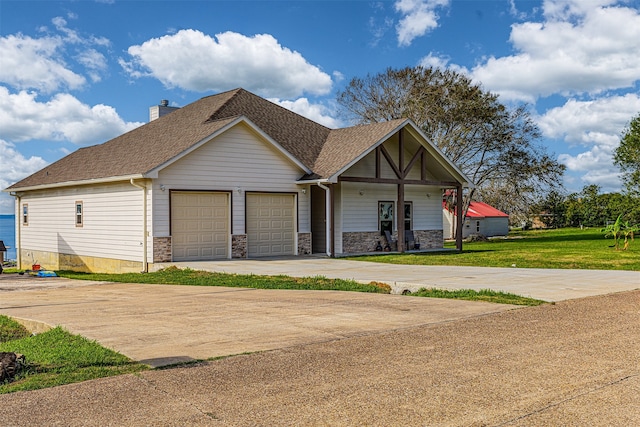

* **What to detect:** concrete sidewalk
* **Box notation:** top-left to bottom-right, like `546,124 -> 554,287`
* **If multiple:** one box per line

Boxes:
160,257 -> 640,302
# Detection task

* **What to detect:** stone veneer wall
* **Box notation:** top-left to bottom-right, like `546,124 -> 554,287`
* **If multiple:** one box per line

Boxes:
342,230 -> 444,253
413,230 -> 443,249
298,233 -> 311,255
153,237 -> 172,263
232,234 -> 247,258
342,231 -> 384,253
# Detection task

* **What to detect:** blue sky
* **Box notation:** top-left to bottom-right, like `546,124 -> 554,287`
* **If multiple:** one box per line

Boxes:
1,0 -> 639,213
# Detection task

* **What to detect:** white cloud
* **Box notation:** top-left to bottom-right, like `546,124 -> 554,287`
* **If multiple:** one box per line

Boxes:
270,98 -> 341,129
471,1 -> 640,101
0,139 -> 48,196
76,48 -> 108,83
538,94 -> 640,146
0,33 -> 85,92
0,86 -> 144,145
418,53 -> 450,70
121,30 -> 333,98
542,0 -> 620,20
395,0 -> 450,47
540,93 -> 640,192
0,17 -> 111,93
559,146 -> 622,191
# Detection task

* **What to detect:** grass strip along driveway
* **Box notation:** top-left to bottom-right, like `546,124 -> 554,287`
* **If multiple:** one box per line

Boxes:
0,316 -> 145,394
58,267 -> 545,306
348,228 -> 640,271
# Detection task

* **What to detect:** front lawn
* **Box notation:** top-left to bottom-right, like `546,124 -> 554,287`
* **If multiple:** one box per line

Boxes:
348,228 -> 640,270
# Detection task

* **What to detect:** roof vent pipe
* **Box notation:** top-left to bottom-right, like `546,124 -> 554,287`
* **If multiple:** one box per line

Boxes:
160,99 -> 169,107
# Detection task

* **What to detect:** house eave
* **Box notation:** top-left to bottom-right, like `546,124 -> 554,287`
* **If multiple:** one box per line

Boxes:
3,174 -> 147,193
296,177 -> 337,185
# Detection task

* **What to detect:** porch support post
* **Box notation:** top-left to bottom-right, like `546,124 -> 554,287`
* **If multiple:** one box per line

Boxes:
397,182 -> 405,252
329,183 -> 335,257
456,184 -> 463,251
317,182 -> 333,257
397,129 -> 405,252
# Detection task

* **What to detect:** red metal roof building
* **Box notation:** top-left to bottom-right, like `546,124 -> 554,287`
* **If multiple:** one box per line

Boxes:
443,201 -> 509,239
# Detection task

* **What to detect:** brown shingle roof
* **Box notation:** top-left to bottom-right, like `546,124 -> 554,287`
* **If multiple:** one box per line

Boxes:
6,88 -> 416,190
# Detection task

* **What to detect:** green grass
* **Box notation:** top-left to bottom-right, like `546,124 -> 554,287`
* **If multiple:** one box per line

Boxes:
58,266 -> 393,293
348,228 -> 640,271
0,319 -> 147,394
0,316 -> 31,343
409,288 -> 546,306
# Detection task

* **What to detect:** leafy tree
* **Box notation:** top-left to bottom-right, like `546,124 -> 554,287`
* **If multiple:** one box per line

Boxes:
564,193 -> 584,227
534,190 -> 567,229
337,66 -> 565,219
614,113 -> 640,195
579,185 -> 608,227
475,180 -> 530,226
552,186 -> 640,228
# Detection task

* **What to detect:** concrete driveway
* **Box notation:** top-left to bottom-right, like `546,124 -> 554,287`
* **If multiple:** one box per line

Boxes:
1,282 -> 639,426
1,259 -> 638,368
159,257 -> 640,302
0,275 -> 512,367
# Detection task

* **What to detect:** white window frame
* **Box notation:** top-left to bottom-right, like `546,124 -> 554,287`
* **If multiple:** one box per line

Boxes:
75,201 -> 83,227
22,203 -> 28,226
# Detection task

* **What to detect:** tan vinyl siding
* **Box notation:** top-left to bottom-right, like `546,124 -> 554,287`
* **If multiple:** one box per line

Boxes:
19,182 -> 150,262
156,123 -> 309,237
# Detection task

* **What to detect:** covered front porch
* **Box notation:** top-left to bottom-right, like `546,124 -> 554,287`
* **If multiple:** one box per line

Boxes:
302,124 -> 470,257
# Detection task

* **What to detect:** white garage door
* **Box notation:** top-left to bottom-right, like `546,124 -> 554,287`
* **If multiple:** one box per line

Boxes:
171,191 -> 229,261
247,193 -> 295,257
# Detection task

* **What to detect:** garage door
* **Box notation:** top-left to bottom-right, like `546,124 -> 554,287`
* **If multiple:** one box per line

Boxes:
247,193 -> 295,257
171,191 -> 229,261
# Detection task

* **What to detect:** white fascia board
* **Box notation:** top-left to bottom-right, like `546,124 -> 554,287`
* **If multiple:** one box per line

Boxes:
3,174 -> 146,193
146,116 -> 311,177
296,178 -> 333,185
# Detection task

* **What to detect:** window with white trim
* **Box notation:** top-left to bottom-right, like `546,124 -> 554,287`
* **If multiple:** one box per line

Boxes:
75,201 -> 83,227
22,204 -> 28,226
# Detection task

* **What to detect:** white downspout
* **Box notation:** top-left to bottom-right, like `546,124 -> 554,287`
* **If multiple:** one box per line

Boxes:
130,179 -> 148,272
317,182 -> 332,257
13,193 -> 21,269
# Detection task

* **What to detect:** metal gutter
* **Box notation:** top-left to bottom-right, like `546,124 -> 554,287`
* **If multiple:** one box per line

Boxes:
3,174 -> 146,193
